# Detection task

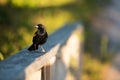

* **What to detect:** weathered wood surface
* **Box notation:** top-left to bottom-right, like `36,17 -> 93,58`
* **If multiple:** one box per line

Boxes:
0,23 -> 83,80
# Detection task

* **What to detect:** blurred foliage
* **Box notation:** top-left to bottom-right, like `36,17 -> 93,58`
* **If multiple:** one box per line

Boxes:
0,0 -> 111,58
82,53 -> 113,80
0,52 -> 4,60
0,0 -> 112,79
82,54 -> 104,80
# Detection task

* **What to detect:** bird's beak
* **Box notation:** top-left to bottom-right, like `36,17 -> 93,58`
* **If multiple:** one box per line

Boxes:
34,25 -> 38,28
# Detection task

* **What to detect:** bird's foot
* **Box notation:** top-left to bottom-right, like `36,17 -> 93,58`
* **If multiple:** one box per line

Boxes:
41,49 -> 46,53
32,49 -> 46,53
40,46 -> 46,53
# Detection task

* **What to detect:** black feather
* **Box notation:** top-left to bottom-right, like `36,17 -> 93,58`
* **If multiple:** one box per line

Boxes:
28,24 -> 48,51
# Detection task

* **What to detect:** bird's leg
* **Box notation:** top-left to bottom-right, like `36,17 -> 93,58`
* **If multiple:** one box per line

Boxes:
40,45 -> 46,53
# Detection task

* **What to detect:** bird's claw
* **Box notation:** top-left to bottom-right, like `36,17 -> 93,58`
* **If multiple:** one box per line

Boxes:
42,49 -> 46,53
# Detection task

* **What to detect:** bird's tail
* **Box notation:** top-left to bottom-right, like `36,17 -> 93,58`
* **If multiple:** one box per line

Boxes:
28,44 -> 38,51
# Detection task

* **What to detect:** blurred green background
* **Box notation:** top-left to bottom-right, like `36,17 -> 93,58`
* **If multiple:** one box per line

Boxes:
0,0 -> 112,80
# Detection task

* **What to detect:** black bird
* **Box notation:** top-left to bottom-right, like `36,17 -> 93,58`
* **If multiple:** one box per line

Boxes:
28,24 -> 48,52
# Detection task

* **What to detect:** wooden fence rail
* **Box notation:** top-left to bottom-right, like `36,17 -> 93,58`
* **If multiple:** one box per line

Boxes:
0,23 -> 83,80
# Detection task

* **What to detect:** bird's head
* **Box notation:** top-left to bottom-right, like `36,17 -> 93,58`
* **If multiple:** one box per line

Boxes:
35,24 -> 45,33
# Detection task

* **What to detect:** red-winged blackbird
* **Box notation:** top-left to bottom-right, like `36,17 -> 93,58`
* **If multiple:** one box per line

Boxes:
28,24 -> 48,52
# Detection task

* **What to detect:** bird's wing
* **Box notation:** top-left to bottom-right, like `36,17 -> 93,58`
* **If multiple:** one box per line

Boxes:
33,31 -> 38,43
